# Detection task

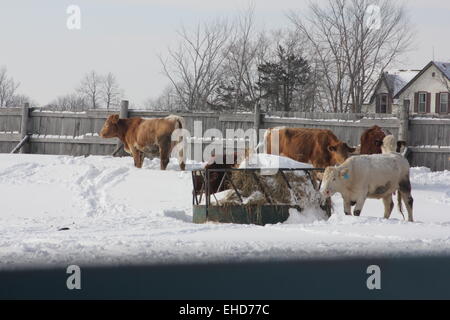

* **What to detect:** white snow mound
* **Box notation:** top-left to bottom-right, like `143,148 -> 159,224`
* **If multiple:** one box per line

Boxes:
0,154 -> 449,269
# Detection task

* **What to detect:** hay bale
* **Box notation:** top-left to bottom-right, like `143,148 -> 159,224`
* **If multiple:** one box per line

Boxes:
220,170 -> 322,208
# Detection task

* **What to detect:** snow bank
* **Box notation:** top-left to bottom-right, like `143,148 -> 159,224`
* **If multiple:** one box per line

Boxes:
240,153 -> 313,170
285,208 -> 328,224
0,154 -> 450,269
411,167 -> 450,188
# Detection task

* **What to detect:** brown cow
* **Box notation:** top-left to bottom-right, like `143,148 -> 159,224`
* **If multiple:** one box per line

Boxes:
360,125 -> 387,155
360,125 -> 406,155
263,127 -> 355,168
100,114 -> 185,170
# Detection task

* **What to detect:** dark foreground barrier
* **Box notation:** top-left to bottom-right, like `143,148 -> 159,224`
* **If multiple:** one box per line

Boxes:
1,256 -> 450,300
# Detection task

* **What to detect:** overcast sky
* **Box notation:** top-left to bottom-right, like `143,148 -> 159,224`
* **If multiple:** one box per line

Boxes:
0,0 -> 449,107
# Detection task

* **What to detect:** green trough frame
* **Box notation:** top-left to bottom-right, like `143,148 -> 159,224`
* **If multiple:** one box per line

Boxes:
193,204 -> 292,226
192,167 -> 329,226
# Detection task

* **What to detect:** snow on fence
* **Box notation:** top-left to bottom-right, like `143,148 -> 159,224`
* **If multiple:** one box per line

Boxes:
0,102 -> 449,171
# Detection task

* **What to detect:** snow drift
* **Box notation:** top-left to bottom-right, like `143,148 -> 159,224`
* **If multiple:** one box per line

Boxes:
0,154 -> 449,269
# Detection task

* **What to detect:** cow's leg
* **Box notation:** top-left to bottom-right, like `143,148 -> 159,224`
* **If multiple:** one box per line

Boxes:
172,140 -> 186,171
176,142 -> 186,171
399,177 -> 414,222
132,148 -> 144,168
139,151 -> 145,168
400,192 -> 414,222
131,150 -> 138,167
159,145 -> 170,170
343,199 -> 352,216
382,195 -> 394,220
353,197 -> 366,217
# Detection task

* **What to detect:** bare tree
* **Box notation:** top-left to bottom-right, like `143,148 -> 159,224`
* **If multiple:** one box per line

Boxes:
438,71 -> 450,114
159,19 -> 231,111
101,72 -> 122,110
78,70 -> 102,109
144,85 -> 182,111
0,67 -> 20,107
7,94 -> 37,108
288,0 -> 413,113
217,5 -> 271,111
440,72 -> 450,93
46,93 -> 87,111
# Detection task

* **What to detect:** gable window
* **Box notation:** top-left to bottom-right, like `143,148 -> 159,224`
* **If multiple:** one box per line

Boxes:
376,93 -> 388,113
440,93 -> 449,113
380,94 -> 388,113
418,93 -> 427,113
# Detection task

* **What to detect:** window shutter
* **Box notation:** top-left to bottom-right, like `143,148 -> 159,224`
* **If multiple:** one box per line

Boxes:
426,92 -> 431,113
448,93 -> 450,114
376,95 -> 380,113
436,93 -> 440,113
387,95 -> 392,114
414,92 -> 419,113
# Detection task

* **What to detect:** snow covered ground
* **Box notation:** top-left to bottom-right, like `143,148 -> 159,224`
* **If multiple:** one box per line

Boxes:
0,154 -> 449,270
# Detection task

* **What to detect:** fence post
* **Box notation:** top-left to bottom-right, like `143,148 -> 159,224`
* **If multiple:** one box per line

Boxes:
19,103 -> 30,154
112,100 -> 129,157
398,100 -> 409,143
254,102 -> 261,146
119,100 -> 129,120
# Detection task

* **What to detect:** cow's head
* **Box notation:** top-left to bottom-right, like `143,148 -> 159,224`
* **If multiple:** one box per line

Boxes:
371,129 -> 386,152
320,166 -> 350,198
100,114 -> 120,138
397,141 -> 407,153
327,142 -> 356,165
381,135 -> 397,154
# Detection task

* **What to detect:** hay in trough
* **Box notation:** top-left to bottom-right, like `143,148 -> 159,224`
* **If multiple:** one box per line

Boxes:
220,170 -> 322,209
199,154 -> 331,218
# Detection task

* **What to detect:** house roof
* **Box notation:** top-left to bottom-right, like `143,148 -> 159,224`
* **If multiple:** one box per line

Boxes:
393,61 -> 450,99
435,61 -> 450,80
385,70 -> 420,97
370,69 -> 419,103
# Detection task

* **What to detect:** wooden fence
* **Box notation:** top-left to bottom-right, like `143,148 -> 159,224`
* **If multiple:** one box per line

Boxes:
0,102 -> 449,171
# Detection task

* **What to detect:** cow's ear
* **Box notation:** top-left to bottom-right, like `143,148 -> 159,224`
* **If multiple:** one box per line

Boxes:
339,168 -> 350,180
328,145 -> 337,152
397,141 -> 406,153
345,143 -> 356,153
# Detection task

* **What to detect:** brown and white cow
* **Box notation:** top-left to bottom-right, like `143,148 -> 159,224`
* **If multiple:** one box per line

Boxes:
320,153 -> 414,222
100,114 -> 185,170
263,127 -> 355,168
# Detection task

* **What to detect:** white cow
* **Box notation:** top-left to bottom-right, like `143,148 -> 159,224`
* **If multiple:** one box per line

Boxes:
320,153 -> 414,222
381,135 -> 397,154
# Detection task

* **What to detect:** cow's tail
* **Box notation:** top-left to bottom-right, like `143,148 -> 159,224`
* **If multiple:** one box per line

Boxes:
166,114 -> 185,130
253,128 -> 269,154
167,115 -> 186,170
258,128 -> 272,154
255,127 -> 283,155
264,128 -> 272,154
397,191 -> 406,220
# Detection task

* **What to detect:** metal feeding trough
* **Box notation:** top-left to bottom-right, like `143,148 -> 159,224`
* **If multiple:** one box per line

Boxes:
192,167 -> 331,226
